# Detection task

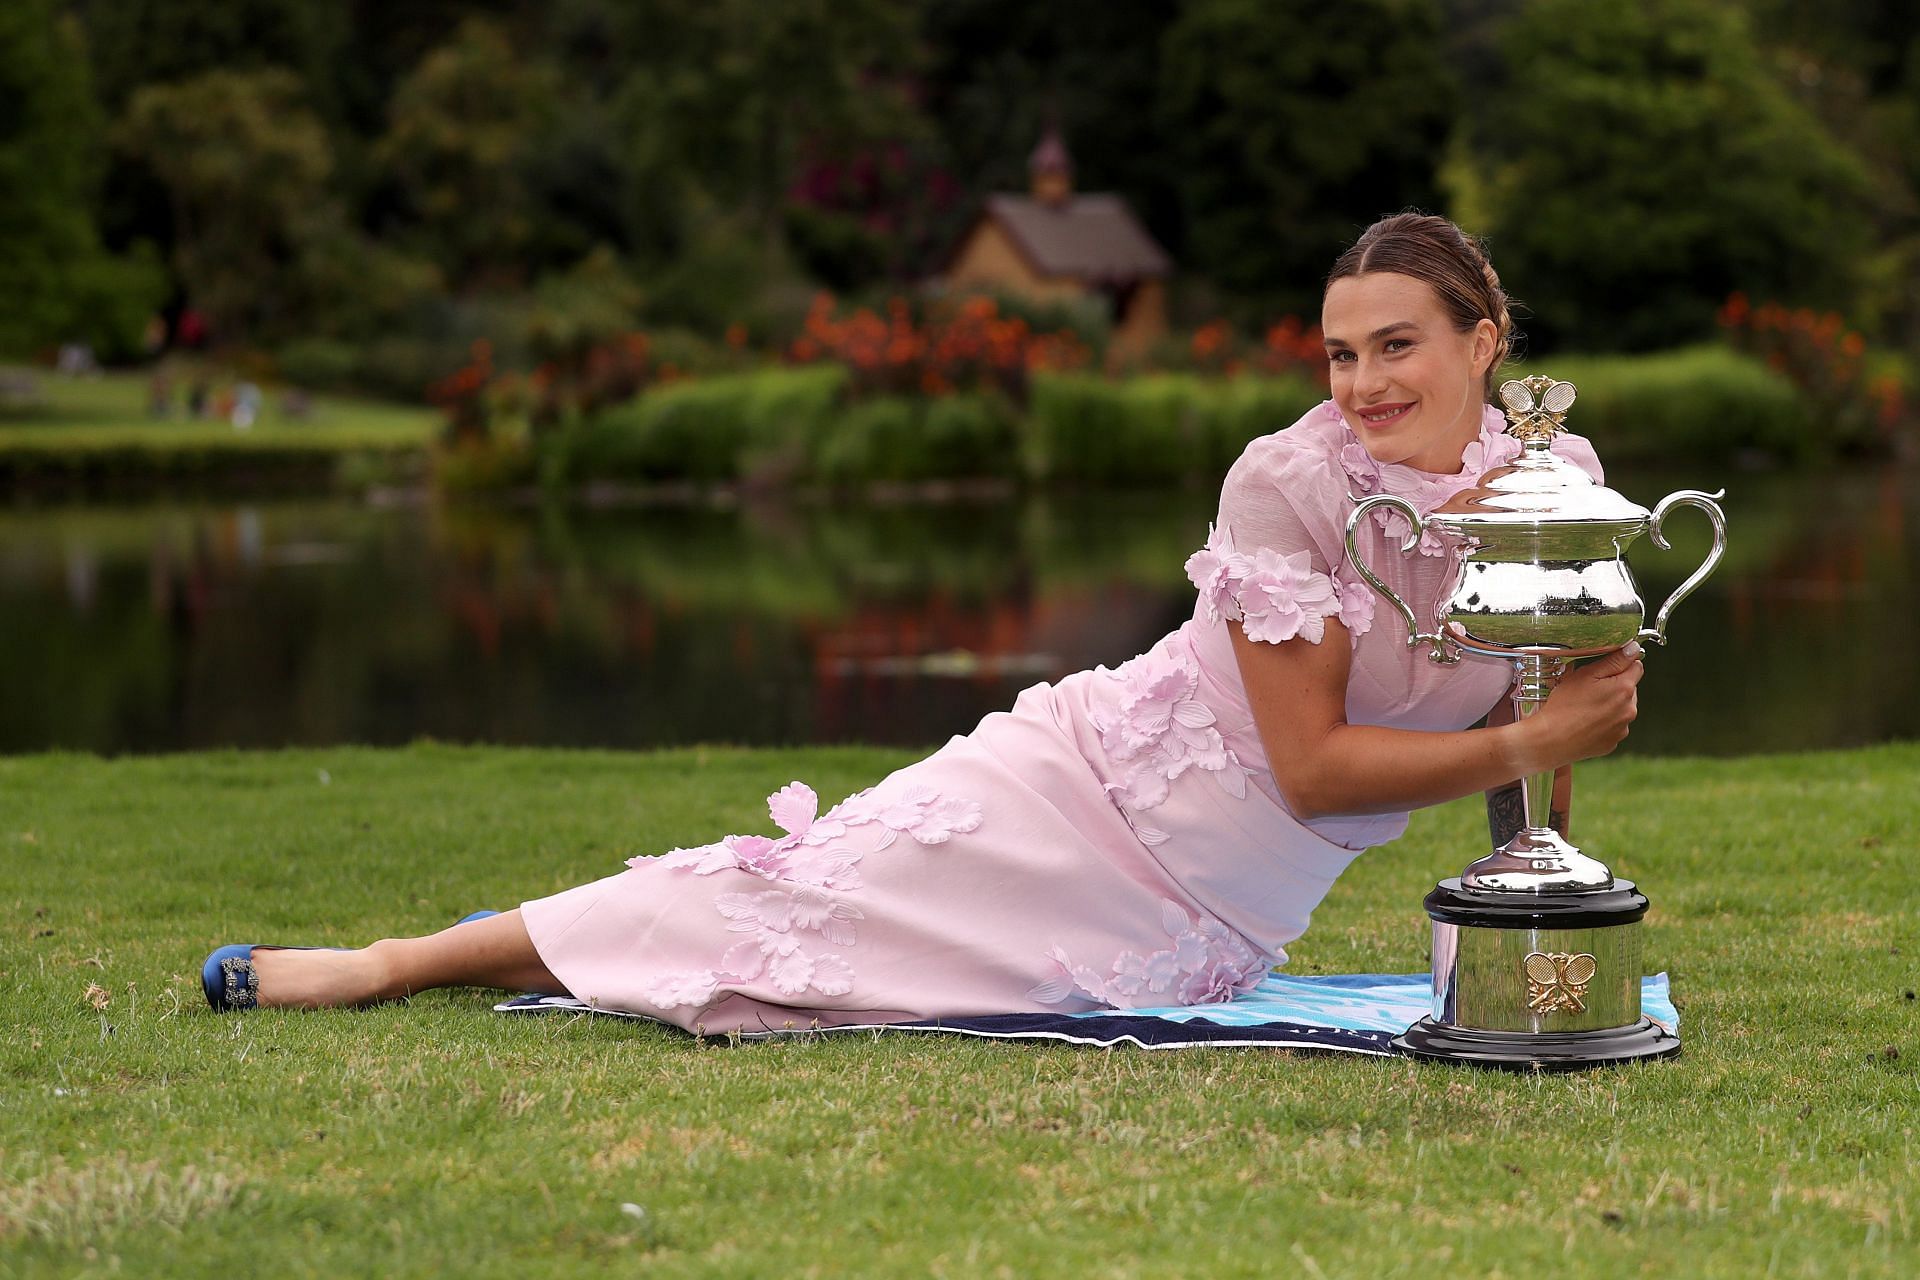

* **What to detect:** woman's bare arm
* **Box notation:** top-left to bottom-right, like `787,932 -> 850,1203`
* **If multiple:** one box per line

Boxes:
1229,620 -> 1640,820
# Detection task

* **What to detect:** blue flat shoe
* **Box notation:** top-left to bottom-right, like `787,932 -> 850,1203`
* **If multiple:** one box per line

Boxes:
201,943 -> 330,1013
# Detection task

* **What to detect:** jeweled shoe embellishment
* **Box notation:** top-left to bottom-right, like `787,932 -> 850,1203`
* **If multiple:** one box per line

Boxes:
218,953 -> 259,1011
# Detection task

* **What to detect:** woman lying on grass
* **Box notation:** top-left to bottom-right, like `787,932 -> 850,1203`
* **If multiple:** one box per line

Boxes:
202,213 -> 1642,1030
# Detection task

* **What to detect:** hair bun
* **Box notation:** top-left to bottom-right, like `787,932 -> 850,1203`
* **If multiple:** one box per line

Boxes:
1480,259 -> 1513,363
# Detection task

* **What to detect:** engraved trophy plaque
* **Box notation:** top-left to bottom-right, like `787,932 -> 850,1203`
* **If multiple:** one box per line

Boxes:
1345,375 -> 1726,1069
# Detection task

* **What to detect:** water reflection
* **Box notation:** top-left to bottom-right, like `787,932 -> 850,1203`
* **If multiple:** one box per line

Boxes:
0,466 -> 1912,756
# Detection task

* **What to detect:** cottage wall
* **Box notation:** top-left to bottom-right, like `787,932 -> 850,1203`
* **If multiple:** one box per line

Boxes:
944,223 -> 1087,306
1115,279 -> 1168,353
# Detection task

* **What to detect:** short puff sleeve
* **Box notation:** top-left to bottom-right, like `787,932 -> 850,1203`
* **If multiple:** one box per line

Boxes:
1184,446 -> 1373,646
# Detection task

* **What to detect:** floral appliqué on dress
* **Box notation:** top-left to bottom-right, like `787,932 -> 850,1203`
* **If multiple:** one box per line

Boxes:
1028,899 -> 1271,1008
633,780 -> 982,1011
1184,523 -> 1373,647
1087,644 -> 1249,847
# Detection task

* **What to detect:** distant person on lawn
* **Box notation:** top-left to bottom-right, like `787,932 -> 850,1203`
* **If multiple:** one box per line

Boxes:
202,214 -> 1642,1029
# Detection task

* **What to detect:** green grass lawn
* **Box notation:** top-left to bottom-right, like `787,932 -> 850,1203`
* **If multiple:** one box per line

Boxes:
2,742 -> 1915,1277
0,366 -> 436,485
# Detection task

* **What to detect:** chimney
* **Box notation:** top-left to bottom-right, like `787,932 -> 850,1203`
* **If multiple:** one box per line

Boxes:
1029,127 -> 1073,207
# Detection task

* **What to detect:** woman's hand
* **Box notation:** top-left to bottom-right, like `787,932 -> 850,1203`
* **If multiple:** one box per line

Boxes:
1516,642 -> 1644,773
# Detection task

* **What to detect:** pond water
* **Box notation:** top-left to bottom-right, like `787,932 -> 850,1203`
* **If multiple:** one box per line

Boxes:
2,464 -> 1914,758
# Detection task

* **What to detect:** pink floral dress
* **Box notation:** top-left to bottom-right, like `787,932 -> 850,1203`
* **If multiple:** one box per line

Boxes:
519,401 -> 1604,1035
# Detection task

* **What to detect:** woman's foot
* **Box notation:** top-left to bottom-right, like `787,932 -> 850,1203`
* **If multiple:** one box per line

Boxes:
245,945 -> 395,1009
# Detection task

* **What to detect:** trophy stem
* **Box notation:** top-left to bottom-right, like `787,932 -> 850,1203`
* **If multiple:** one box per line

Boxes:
1510,656 -> 1563,834
1461,654 -> 1614,893
1505,660 -> 1566,832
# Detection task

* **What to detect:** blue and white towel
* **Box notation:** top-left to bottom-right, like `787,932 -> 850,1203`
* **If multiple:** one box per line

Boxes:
496,971 -> 1678,1056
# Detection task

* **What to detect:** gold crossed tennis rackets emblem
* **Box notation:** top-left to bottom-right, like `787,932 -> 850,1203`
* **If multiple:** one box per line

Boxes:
1499,374 -> 1577,446
1523,950 -> 1597,1015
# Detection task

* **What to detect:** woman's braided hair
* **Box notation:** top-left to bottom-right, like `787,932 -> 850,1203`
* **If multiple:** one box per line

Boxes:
1324,212 -> 1515,400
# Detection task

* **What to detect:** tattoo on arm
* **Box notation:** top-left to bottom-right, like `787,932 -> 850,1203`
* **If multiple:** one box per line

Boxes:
1487,790 -> 1572,844
1486,783 -> 1526,848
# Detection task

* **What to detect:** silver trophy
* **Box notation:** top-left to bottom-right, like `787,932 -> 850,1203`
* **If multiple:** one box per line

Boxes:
1345,375 -> 1726,1069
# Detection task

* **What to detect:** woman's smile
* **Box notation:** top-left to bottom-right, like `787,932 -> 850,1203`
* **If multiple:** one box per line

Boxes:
1355,401 -> 1415,429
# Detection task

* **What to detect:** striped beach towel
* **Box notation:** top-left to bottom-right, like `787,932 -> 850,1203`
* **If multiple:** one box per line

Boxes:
496,971 -> 1679,1056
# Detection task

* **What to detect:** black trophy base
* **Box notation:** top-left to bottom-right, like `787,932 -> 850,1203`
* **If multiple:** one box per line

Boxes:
1393,1015 -> 1680,1072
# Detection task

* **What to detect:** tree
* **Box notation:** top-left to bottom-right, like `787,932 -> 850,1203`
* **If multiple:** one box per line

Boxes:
608,0 -> 922,268
1739,0 -> 1920,347
375,17 -> 560,287
117,68 -> 335,346
1158,0 -> 1457,320
0,0 -> 164,357
1477,0 -> 1873,352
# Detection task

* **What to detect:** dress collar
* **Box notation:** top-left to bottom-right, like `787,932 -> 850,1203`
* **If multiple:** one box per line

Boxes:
1329,400 -> 1520,514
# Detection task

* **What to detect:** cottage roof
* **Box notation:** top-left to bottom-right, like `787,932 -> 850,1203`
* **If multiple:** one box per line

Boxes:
980,193 -> 1171,284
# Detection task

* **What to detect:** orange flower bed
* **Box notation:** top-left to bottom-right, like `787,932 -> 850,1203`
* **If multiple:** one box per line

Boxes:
788,293 -> 1090,399
429,339 -> 497,443
1719,293 -> 1905,446
1181,314 -> 1327,384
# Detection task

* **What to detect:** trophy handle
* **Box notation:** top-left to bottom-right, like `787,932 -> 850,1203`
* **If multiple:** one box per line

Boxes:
1637,488 -> 1727,646
1345,493 -> 1457,664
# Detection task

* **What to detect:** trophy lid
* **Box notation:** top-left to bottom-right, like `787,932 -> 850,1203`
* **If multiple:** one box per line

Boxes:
1428,376 -> 1649,530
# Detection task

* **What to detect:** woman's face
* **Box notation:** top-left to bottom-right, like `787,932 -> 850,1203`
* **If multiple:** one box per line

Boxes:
1322,272 -> 1498,474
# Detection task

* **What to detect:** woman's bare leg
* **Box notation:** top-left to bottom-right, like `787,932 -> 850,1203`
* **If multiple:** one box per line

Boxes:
245,909 -> 569,1009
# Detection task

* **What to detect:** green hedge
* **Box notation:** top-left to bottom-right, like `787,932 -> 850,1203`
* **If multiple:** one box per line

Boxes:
556,367 -> 1322,490
557,366 -> 845,484
1509,347 -> 1815,465
1025,373 -> 1322,485
813,393 -> 1021,484
554,367 -> 1023,486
